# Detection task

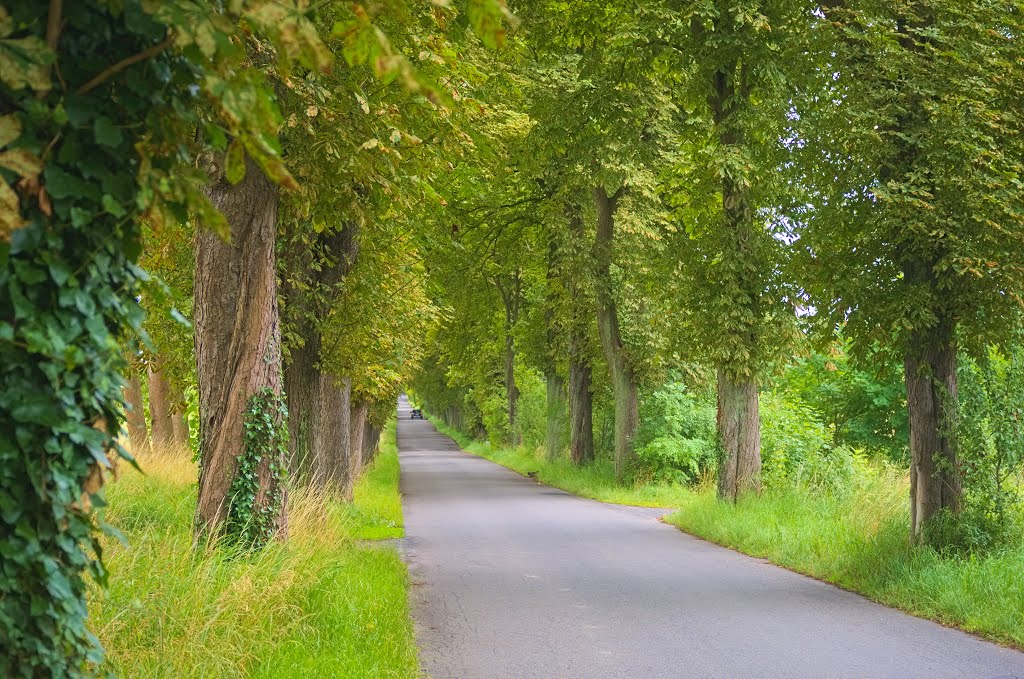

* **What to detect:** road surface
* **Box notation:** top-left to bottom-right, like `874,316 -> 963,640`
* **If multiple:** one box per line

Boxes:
396,399 -> 1024,679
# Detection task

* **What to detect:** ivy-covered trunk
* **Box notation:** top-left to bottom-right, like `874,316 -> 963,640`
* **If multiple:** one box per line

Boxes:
710,62 -> 764,502
545,374 -> 567,461
716,369 -> 761,502
194,154 -> 287,542
124,372 -> 149,453
905,310 -> 962,539
593,186 -> 638,479
566,206 -> 594,465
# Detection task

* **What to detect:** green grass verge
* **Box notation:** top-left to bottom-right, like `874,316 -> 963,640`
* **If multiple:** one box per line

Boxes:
90,421 -> 418,678
430,416 -> 1024,649
345,421 -> 405,540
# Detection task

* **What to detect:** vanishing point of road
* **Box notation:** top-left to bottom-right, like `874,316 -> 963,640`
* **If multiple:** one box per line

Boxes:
395,399 -> 1024,679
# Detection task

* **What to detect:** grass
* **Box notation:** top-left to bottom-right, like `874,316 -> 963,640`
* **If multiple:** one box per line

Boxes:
344,422 -> 405,540
89,420 -> 418,678
430,416 -> 1024,650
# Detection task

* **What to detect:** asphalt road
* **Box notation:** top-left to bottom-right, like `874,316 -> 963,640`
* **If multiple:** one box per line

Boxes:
396,399 -> 1024,679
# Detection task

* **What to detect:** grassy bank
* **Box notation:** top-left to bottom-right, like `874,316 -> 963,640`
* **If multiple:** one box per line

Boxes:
90,421 -> 418,678
430,416 -> 1024,649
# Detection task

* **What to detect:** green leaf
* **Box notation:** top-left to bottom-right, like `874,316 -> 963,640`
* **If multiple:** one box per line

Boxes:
93,117 -> 124,148
225,139 -> 246,185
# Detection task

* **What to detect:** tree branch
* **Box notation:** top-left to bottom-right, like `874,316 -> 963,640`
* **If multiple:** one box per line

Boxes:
46,0 -> 62,50
76,36 -> 174,96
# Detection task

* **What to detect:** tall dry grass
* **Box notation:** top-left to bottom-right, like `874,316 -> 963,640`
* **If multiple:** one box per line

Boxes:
90,423 -> 417,677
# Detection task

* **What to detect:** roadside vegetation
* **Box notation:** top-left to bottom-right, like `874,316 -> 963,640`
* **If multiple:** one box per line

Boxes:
89,426 -> 417,678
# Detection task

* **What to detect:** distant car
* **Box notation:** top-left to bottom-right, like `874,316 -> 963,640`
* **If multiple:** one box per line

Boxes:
411,408 -> 424,420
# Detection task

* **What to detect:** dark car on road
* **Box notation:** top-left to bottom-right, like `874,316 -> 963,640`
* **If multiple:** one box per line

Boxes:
411,408 -> 424,420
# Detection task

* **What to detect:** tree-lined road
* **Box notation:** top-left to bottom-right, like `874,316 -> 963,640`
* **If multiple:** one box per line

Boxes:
397,403 -> 1024,679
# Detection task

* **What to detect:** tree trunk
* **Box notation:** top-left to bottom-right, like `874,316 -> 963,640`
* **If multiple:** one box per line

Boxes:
710,61 -> 763,502
282,227 -> 359,488
349,399 -> 369,489
363,423 -> 382,466
905,318 -> 961,540
544,230 -> 567,461
307,374 -> 353,497
284,333 -> 319,480
716,369 -> 761,502
566,205 -> 594,465
545,374 -> 567,461
194,154 -> 287,540
505,328 -> 518,444
123,373 -> 149,454
148,363 -> 176,447
498,271 -> 522,445
171,410 -> 189,447
593,186 -> 639,480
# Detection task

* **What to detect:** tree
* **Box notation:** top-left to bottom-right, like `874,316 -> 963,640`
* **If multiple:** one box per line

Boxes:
796,0 -> 1024,540
123,370 -> 150,453
655,0 -> 809,500
194,153 -> 290,541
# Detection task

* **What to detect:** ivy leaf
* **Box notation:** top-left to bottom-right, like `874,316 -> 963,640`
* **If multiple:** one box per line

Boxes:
93,118 -> 124,148
101,194 -> 126,218
0,179 -> 25,239
0,19 -> 52,93
225,139 -> 246,185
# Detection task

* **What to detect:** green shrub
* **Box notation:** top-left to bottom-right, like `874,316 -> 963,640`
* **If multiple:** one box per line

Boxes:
514,370 -> 548,450
635,382 -> 717,484
956,344 -> 1024,551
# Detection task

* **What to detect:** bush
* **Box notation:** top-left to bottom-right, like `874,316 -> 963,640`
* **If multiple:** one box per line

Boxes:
514,370 -> 548,450
760,391 -> 871,494
957,345 -> 1024,550
635,382 -> 717,484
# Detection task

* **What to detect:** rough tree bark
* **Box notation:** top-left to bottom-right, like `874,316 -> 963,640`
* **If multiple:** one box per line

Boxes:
905,282 -> 961,539
566,205 -> 594,465
593,187 -> 638,479
194,154 -> 286,539
716,369 -> 761,502
544,232 -> 567,461
147,362 -> 176,446
362,421 -> 382,467
282,227 -> 359,488
710,62 -> 762,502
313,375 -> 352,498
123,373 -> 149,453
171,411 -> 188,447
349,399 -> 369,490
